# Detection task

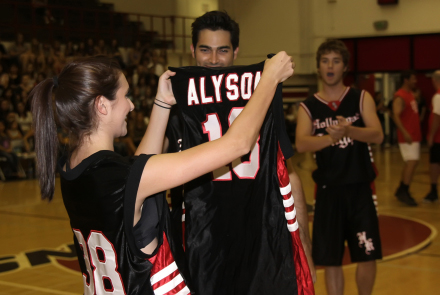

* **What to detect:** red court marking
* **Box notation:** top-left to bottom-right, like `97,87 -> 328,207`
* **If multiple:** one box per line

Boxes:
308,214 -> 434,267
56,214 -> 434,272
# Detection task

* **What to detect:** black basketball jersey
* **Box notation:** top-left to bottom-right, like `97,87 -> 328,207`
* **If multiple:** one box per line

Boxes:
300,87 -> 377,186
165,106 -> 185,244
169,62 -> 313,295
59,151 -> 191,295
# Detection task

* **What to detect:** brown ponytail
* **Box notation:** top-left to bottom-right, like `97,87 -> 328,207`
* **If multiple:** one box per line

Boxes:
30,79 -> 58,200
30,56 -> 121,201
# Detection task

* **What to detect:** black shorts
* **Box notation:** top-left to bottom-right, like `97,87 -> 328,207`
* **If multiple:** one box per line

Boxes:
430,143 -> 440,163
312,182 -> 382,266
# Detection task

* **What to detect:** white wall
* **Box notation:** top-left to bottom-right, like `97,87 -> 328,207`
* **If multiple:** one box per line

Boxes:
313,0 -> 440,39
176,0 -> 219,17
310,0 -> 440,73
107,0 -> 440,73
219,0 -> 440,75
220,0 -> 302,67
173,0 -> 219,54
104,0 -> 219,17
219,0 -> 315,83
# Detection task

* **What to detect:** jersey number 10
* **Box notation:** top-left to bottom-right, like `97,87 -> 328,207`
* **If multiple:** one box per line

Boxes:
202,107 -> 260,180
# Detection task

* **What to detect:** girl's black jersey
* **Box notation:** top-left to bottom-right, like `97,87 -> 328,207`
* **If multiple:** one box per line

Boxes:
169,62 -> 314,295
300,87 -> 377,186
59,151 -> 191,295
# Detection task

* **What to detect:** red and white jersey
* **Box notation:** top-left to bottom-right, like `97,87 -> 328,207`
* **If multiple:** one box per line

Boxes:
169,62 -> 314,295
394,88 -> 422,143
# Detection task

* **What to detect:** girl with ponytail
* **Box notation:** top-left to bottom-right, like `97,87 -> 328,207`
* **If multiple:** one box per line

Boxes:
30,53 -> 293,294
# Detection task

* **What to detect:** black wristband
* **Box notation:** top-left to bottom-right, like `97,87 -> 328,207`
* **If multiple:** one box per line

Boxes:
154,102 -> 171,109
155,98 -> 173,106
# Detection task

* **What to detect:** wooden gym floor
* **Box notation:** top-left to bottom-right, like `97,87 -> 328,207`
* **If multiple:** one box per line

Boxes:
0,145 -> 438,295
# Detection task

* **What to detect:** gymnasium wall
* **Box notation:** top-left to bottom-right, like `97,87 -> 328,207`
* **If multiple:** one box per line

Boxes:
219,0 -> 303,68
102,0 -> 176,16
175,0 -> 219,17
103,0 -> 219,17
313,0 -> 440,39
105,0 -> 440,77
219,0 -> 440,74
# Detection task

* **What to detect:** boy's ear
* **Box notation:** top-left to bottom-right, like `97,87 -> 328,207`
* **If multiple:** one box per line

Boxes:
190,44 -> 196,58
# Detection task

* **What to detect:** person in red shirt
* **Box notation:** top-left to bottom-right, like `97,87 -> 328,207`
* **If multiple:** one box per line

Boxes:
392,71 -> 421,206
424,70 -> 440,202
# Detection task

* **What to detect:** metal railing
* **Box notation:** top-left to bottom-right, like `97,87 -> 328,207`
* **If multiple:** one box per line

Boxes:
0,0 -> 194,52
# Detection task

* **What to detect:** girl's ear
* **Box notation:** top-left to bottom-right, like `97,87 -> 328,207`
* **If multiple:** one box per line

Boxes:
95,95 -> 108,115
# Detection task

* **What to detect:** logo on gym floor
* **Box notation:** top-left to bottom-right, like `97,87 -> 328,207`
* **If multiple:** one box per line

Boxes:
0,214 -> 436,274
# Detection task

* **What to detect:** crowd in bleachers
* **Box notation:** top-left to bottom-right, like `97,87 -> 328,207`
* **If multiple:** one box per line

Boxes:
0,32 -> 168,180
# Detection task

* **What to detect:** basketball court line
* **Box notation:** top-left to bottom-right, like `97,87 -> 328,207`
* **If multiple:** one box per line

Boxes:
379,212 -> 437,261
313,212 -> 438,272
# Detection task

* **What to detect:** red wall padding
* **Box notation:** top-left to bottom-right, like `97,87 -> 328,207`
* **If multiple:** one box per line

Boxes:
341,39 -> 355,72
357,74 -> 375,96
357,37 -> 410,72
413,35 -> 440,70
343,73 -> 355,88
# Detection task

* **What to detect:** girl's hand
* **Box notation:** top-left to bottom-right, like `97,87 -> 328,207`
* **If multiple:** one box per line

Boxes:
262,51 -> 295,84
156,70 -> 177,106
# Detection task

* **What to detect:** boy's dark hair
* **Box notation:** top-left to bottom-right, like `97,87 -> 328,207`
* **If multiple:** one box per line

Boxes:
191,11 -> 239,50
316,39 -> 350,69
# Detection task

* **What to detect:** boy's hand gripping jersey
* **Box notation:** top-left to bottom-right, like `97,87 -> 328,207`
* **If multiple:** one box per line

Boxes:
169,62 -> 314,295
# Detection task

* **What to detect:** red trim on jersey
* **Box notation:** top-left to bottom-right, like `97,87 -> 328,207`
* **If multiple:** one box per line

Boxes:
370,181 -> 379,212
300,103 -> 315,134
359,90 -> 365,115
368,144 -> 378,176
88,230 -> 127,295
254,71 -> 262,90
187,78 -> 199,106
211,74 -> 224,102
202,113 -> 233,181
73,229 -> 94,289
200,76 -> 214,104
240,72 -> 254,100
96,247 -> 105,262
225,73 -> 239,101
314,87 -> 350,111
276,145 -> 315,295
151,269 -> 179,290
148,232 -> 190,295
229,108 -> 260,179
102,276 -> 114,292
